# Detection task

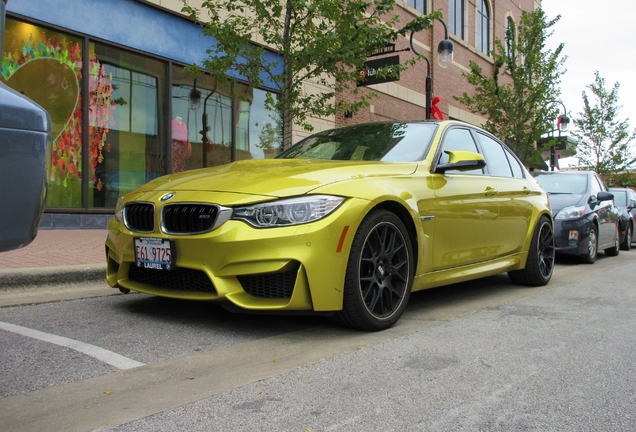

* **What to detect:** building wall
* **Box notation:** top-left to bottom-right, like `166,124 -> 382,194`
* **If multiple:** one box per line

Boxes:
337,0 -> 538,129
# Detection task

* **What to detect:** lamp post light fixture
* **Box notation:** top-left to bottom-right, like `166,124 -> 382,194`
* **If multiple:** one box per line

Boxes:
189,79 -> 201,111
189,78 -> 216,168
549,100 -> 570,171
410,18 -> 454,119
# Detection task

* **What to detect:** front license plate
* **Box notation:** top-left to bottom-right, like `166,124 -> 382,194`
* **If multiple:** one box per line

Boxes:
134,237 -> 175,270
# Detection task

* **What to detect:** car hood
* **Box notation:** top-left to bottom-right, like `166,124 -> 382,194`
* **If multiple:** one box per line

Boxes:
548,193 -> 586,214
137,159 -> 418,198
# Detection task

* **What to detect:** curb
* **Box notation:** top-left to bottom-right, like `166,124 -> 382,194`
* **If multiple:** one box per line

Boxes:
0,264 -> 106,289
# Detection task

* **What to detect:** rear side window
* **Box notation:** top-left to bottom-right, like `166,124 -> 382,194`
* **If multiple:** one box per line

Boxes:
476,133 -> 513,177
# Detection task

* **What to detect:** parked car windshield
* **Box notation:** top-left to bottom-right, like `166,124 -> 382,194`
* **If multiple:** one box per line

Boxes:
534,173 -> 588,194
278,122 -> 436,162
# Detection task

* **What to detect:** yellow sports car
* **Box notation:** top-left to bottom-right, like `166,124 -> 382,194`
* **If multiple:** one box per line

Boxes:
106,120 -> 555,331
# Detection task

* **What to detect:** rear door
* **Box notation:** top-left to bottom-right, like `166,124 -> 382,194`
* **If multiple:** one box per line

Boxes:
474,132 -> 536,257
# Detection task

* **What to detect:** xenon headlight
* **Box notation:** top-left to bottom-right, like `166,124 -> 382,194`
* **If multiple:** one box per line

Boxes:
232,195 -> 345,228
114,196 -> 125,222
555,205 -> 585,220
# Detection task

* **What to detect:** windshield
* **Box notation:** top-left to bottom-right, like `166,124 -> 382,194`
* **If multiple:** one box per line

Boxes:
533,173 -> 588,194
277,123 -> 436,162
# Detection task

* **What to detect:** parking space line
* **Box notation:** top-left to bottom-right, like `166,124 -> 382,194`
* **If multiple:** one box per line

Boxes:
0,321 -> 145,370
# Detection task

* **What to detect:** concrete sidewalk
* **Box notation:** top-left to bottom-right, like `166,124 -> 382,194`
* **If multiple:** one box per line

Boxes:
0,229 -> 107,288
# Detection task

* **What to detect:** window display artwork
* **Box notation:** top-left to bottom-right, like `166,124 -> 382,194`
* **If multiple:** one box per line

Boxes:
1,20 -> 115,204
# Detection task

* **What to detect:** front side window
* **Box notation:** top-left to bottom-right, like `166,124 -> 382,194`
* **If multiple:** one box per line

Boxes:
438,128 -> 482,174
450,0 -> 465,39
477,0 -> 490,55
407,0 -> 426,14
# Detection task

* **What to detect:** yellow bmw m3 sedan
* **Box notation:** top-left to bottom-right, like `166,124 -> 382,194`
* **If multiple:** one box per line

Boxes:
106,120 -> 555,331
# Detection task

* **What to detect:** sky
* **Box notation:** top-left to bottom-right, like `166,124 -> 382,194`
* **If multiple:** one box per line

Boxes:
541,0 -> 636,132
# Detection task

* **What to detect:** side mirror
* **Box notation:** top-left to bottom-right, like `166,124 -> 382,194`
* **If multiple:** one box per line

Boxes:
596,191 -> 614,202
435,150 -> 486,174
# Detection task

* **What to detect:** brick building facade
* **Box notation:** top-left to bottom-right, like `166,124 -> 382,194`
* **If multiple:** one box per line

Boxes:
334,0 -> 541,131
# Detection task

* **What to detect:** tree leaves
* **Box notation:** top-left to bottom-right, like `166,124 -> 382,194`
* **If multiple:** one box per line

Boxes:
182,0 -> 441,148
572,71 -> 636,176
454,9 -> 566,168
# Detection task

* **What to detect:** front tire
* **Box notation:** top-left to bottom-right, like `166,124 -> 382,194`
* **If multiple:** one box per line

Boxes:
332,209 -> 414,332
508,215 -> 555,286
579,226 -> 598,264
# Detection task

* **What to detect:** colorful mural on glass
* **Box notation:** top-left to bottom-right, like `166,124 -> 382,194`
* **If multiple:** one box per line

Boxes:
1,27 -> 115,193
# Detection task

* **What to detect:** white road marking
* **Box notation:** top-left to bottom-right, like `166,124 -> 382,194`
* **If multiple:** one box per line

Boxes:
0,321 -> 145,370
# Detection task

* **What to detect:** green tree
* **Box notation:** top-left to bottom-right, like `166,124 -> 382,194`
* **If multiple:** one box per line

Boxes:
182,0 -> 441,148
454,9 -> 566,168
571,71 -> 636,177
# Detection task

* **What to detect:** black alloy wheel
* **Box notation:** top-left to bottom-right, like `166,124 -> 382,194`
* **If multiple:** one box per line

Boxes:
508,215 -> 555,286
333,209 -> 414,332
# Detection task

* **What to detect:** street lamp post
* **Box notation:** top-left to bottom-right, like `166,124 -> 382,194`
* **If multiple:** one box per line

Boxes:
549,101 -> 570,171
409,18 -> 454,119
189,79 -> 216,168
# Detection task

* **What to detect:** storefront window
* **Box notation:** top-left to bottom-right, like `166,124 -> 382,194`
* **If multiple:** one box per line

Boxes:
171,66 -> 232,169
235,87 -> 282,160
3,18 -> 281,216
90,42 -> 166,209
2,18 -> 83,208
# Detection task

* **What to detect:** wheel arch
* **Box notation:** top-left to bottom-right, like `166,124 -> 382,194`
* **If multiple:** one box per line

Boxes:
372,200 -> 419,266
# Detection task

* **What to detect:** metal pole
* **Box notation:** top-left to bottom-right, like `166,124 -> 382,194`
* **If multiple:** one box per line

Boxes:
410,31 -> 432,120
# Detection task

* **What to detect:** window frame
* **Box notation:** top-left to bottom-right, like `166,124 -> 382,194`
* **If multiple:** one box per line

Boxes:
476,0 -> 491,55
449,0 -> 465,39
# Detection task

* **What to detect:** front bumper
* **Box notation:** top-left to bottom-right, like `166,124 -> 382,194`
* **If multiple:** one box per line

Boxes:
553,217 -> 592,256
106,197 -> 370,312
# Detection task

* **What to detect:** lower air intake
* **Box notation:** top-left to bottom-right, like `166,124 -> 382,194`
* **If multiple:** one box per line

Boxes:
237,264 -> 299,299
128,266 -> 216,293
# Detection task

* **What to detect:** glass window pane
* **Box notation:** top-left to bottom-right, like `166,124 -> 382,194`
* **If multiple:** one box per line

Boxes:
477,133 -> 512,177
477,0 -> 490,55
439,128 -> 482,174
407,0 -> 426,14
235,86 -> 283,161
3,18 -> 84,208
450,0 -> 464,39
89,42 -> 166,209
172,67 -> 233,170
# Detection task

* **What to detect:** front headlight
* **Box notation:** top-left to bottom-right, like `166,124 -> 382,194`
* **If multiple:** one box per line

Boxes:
114,196 -> 125,222
232,195 -> 345,228
555,205 -> 585,220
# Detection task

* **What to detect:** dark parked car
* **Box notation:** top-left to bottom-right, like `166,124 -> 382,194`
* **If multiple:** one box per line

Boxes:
609,187 -> 636,251
533,171 -> 620,264
0,0 -> 52,252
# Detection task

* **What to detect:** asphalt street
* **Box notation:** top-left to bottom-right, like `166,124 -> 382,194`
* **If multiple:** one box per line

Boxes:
1,251 -> 635,431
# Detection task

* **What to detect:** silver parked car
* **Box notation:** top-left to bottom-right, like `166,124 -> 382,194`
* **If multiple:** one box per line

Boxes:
0,0 -> 52,252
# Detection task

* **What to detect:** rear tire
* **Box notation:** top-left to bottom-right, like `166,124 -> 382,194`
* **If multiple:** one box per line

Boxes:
620,223 -> 632,251
605,225 -> 620,257
508,215 -> 554,286
332,209 -> 414,332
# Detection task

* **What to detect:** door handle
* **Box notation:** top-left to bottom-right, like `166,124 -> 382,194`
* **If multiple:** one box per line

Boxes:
485,186 -> 497,197
523,186 -> 532,195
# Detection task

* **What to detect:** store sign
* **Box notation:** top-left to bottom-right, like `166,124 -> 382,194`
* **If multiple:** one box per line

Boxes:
357,55 -> 400,87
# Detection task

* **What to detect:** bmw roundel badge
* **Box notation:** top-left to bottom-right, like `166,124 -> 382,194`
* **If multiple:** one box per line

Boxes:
160,193 -> 175,201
